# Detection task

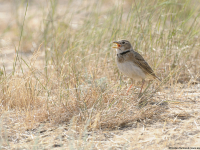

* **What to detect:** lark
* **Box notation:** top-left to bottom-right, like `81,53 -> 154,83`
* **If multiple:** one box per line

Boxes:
113,40 -> 161,93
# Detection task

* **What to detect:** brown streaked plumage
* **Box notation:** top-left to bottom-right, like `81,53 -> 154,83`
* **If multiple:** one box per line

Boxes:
113,40 -> 161,94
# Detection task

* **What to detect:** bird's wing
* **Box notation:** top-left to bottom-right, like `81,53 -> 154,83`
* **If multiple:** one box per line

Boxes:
131,51 -> 161,81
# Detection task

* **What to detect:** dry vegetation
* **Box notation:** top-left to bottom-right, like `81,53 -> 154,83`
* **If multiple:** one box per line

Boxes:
0,0 -> 200,149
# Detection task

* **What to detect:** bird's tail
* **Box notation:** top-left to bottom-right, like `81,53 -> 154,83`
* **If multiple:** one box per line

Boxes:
154,75 -> 161,82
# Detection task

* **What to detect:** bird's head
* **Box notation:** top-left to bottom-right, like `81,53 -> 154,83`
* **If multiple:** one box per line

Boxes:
113,40 -> 132,52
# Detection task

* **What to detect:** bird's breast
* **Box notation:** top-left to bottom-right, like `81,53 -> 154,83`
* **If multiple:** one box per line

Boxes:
117,61 -> 146,80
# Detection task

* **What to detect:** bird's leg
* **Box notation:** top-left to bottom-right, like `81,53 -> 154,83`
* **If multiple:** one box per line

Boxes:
126,79 -> 133,94
139,79 -> 145,94
126,84 -> 133,94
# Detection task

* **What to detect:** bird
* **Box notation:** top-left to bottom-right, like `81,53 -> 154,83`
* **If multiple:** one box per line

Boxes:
113,40 -> 161,94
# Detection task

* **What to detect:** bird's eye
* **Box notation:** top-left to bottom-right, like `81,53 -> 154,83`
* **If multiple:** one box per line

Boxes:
122,41 -> 125,44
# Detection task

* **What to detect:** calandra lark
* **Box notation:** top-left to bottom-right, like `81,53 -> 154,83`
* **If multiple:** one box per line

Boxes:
113,40 -> 161,93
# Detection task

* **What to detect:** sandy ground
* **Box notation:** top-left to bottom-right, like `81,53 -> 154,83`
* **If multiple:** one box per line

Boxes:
0,84 -> 199,149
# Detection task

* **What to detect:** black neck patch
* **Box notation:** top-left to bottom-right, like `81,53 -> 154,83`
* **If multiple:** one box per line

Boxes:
119,50 -> 130,55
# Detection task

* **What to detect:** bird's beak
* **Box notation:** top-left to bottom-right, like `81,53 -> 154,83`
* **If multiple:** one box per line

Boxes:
112,41 -> 121,48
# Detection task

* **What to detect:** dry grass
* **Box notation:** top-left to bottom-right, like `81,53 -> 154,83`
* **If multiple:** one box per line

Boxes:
0,0 -> 200,149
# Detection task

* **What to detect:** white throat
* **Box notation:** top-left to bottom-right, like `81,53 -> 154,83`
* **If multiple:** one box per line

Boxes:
116,48 -> 132,54
116,49 -> 122,54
